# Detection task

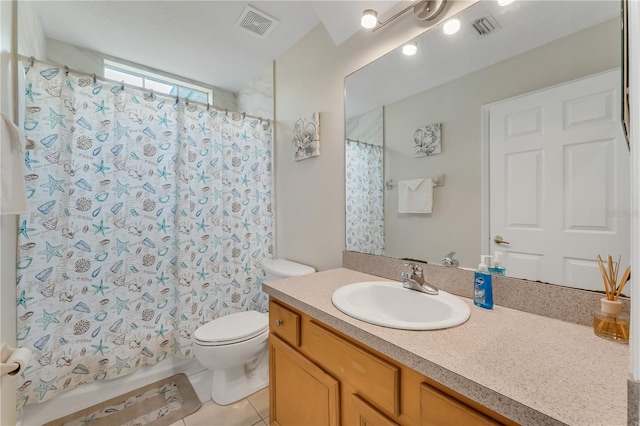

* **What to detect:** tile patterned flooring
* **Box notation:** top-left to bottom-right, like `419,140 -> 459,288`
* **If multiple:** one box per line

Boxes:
171,387 -> 269,426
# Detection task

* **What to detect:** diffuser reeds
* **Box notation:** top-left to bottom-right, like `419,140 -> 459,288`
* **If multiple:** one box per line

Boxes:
596,255 -> 630,301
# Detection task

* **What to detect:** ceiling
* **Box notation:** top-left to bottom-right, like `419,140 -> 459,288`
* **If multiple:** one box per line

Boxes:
30,1 -> 401,94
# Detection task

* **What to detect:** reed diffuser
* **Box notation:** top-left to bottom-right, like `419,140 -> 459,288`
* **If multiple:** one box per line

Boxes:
593,255 -> 631,343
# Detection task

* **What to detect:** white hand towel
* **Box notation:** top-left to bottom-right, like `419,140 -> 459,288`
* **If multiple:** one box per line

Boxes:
0,113 -> 28,214
398,178 -> 434,214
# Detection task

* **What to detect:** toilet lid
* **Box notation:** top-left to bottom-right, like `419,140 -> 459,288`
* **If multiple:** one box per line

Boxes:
263,259 -> 316,277
194,311 -> 268,344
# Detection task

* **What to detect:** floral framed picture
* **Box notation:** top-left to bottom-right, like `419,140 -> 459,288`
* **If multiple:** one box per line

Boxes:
293,112 -> 320,161
413,122 -> 441,157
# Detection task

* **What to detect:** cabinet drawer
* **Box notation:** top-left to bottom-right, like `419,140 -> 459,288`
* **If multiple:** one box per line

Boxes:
420,383 -> 502,426
269,301 -> 301,347
305,320 -> 400,416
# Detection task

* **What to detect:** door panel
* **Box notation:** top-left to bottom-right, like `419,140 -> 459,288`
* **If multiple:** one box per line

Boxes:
563,139 -> 613,230
269,335 -> 339,426
505,149 -> 543,228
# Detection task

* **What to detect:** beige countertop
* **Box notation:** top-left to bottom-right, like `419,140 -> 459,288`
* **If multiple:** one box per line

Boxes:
263,268 -> 629,426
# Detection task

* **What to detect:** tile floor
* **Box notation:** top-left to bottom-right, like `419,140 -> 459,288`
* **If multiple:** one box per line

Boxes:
171,387 -> 269,426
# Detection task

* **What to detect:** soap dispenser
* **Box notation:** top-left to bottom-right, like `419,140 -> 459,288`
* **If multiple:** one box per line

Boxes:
474,255 -> 493,309
489,251 -> 506,276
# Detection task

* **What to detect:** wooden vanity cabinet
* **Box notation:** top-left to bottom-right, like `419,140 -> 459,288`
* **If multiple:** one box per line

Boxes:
269,335 -> 339,425
268,300 -> 517,426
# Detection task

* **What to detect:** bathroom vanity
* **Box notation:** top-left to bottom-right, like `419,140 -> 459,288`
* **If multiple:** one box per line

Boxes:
268,299 -> 512,425
263,268 -> 629,425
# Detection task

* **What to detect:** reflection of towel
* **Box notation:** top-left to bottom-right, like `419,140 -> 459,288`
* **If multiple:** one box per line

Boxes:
398,178 -> 434,214
1,113 -> 28,214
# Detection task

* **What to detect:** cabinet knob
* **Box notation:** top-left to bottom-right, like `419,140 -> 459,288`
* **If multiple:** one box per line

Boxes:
275,319 -> 283,327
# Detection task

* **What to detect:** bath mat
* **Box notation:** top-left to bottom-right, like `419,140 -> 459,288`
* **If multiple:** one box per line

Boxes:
43,373 -> 201,426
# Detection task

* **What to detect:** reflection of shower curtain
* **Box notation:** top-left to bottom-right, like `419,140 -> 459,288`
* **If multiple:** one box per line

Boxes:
16,62 -> 273,407
345,141 -> 384,255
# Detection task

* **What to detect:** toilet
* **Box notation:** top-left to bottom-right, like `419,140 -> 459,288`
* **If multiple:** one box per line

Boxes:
193,258 -> 315,405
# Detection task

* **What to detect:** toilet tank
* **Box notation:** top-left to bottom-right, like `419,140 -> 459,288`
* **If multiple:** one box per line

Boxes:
263,259 -> 315,281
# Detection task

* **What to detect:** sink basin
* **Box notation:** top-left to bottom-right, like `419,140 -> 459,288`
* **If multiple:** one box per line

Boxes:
332,281 -> 470,330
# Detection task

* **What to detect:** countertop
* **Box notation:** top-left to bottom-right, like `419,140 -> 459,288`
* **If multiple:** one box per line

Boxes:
263,268 -> 629,426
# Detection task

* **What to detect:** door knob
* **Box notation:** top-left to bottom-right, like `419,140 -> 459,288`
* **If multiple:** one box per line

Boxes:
274,319 -> 283,327
494,235 -> 510,245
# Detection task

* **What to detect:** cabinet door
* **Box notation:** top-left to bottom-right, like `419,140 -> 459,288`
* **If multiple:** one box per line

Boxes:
420,383 -> 502,426
269,335 -> 340,426
350,394 -> 399,426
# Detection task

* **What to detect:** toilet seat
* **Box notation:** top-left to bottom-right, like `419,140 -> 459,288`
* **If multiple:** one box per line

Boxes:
194,311 -> 268,346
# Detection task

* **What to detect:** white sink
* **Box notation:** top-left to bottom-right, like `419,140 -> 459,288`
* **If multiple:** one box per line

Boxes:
332,281 -> 470,330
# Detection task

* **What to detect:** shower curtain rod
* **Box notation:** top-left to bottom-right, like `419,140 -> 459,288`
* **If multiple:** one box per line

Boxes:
18,55 -> 270,123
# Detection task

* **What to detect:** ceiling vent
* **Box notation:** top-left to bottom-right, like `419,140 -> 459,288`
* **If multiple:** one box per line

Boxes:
235,5 -> 279,39
472,15 -> 499,36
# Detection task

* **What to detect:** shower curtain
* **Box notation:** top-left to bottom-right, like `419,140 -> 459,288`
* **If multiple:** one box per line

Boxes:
15,62 -> 273,407
345,140 -> 384,255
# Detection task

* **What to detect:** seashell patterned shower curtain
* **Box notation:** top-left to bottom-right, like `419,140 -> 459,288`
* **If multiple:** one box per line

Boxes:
15,62 -> 273,407
345,141 -> 384,255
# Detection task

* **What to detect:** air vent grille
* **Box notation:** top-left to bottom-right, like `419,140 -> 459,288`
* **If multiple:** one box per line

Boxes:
472,17 -> 496,36
236,6 -> 279,39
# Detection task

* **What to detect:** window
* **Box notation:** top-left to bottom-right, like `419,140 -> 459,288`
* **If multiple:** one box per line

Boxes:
104,59 -> 213,104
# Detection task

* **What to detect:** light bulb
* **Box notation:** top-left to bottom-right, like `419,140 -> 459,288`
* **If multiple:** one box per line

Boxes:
497,0 -> 514,6
361,9 -> 378,29
443,19 -> 460,35
402,42 -> 418,56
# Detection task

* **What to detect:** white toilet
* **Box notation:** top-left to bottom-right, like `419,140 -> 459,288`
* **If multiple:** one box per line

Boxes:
193,258 -> 315,405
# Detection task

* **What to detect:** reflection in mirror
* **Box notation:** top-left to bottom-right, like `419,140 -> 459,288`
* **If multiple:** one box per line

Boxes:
345,107 -> 385,255
344,0 -> 630,293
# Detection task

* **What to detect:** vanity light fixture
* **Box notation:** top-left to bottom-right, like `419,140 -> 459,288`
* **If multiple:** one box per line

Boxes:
361,9 -> 378,29
361,0 -> 446,32
497,0 -> 514,6
402,42 -> 418,56
443,18 -> 460,35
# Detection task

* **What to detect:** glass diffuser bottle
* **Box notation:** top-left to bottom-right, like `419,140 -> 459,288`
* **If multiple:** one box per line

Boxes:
593,298 -> 629,343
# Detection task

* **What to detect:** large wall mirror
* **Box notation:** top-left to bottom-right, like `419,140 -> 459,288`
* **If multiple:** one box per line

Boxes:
344,0 -> 630,293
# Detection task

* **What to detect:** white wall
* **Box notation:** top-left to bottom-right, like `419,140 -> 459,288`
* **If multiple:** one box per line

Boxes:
274,1 -> 475,271
0,6 -> 16,424
0,2 -> 46,424
383,18 -> 620,268
237,62 -> 274,120
0,1 -> 13,116
45,38 -> 239,112
346,107 -> 384,147
17,2 -> 45,60
629,0 -> 640,384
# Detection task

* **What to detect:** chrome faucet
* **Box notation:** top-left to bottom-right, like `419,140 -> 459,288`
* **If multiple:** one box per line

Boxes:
442,252 -> 459,268
401,263 -> 439,295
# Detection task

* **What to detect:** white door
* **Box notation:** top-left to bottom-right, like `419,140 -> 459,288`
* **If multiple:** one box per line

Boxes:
488,69 -> 630,291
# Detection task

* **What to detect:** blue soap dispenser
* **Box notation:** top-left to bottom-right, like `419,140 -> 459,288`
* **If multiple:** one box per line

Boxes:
474,255 -> 493,309
488,251 -> 506,276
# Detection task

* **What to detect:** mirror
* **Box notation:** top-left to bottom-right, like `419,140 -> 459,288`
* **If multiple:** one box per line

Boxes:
345,0 -> 630,293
